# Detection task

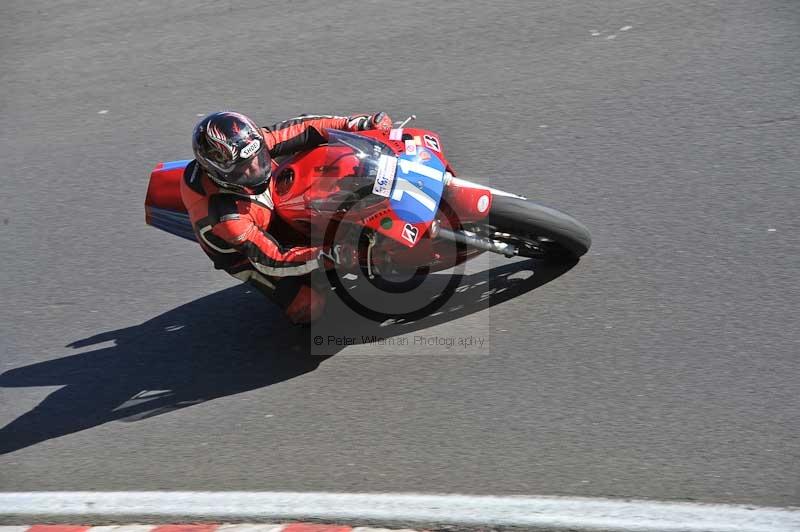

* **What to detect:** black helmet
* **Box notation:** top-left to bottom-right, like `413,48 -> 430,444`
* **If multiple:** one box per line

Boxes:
192,111 -> 272,195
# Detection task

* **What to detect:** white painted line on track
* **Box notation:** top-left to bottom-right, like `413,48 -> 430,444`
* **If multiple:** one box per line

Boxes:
217,525 -> 285,532
1,492 -> 799,532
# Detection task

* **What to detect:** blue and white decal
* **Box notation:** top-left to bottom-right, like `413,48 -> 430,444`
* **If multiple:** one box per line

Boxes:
389,147 -> 445,223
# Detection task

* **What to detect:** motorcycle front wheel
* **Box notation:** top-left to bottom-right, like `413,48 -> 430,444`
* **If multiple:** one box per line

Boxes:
471,195 -> 591,260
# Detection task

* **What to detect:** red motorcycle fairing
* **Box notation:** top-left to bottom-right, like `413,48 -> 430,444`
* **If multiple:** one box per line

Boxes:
144,160 -> 195,242
146,160 -> 190,214
441,182 -> 493,222
270,128 -> 491,249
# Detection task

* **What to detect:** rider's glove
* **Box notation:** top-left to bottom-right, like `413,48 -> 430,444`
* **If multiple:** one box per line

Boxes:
348,112 -> 393,132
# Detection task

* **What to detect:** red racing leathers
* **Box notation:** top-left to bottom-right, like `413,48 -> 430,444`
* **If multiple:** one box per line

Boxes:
180,114 -> 376,322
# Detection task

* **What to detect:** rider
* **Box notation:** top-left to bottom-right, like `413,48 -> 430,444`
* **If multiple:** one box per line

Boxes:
180,111 -> 393,324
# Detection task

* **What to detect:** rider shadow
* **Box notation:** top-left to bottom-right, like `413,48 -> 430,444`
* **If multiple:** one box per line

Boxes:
0,258 -> 577,455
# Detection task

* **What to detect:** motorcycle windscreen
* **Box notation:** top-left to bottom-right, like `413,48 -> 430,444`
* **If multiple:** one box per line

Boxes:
324,130 -> 446,247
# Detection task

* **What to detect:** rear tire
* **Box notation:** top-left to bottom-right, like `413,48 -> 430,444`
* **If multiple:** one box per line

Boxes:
484,195 -> 591,259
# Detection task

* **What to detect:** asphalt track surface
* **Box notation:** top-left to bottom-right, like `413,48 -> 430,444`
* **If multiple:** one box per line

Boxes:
1,0 -> 798,508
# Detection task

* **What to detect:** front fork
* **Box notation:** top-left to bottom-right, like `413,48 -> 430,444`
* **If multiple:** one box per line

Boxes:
436,227 -> 517,257
434,175 -> 523,258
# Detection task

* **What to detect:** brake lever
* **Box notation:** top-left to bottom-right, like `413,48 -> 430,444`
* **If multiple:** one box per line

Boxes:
394,115 -> 417,129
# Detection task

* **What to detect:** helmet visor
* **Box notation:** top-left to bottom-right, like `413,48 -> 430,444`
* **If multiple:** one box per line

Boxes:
210,142 -> 272,194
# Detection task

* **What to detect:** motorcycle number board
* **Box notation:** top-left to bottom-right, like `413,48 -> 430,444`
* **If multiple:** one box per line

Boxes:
372,154 -> 397,198
381,147 -> 445,224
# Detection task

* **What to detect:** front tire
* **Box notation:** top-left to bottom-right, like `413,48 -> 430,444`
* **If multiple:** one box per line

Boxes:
481,195 -> 591,259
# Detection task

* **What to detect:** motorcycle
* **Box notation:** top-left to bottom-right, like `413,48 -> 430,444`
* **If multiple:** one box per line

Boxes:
145,117 -> 591,312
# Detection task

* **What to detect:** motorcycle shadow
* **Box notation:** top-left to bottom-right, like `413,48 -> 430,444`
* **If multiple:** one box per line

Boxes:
0,258 -> 576,455
311,257 -> 578,355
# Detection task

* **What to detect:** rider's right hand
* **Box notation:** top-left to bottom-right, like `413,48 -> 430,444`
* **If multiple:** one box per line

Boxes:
368,112 -> 393,131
